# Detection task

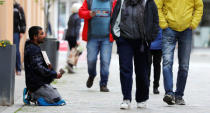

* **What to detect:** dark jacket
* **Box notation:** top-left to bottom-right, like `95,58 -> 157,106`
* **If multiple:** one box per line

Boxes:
65,13 -> 81,49
111,0 -> 159,43
119,0 -> 143,40
24,40 -> 57,92
13,3 -> 26,33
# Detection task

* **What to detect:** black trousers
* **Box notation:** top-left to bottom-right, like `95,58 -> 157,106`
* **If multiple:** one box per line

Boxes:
148,49 -> 162,88
67,37 -> 77,50
117,38 -> 149,102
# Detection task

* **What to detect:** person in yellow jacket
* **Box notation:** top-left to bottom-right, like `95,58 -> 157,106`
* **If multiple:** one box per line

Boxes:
156,0 -> 203,105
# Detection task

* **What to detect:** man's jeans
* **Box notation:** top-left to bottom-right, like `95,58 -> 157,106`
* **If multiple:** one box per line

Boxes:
13,32 -> 21,72
162,28 -> 192,97
87,38 -> 113,87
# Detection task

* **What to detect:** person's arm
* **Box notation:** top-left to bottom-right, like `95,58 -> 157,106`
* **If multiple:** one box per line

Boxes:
151,1 -> 159,41
18,5 -> 26,33
78,0 -> 95,19
67,15 -> 72,28
75,15 -> 81,41
29,52 -> 57,78
110,0 -> 121,40
112,0 -> 117,14
156,0 -> 168,29
190,0 -> 203,30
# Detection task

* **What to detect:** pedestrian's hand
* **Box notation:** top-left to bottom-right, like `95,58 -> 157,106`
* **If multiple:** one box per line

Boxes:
20,33 -> 23,38
90,11 -> 96,17
48,64 -> 52,69
189,26 -> 193,30
57,73 -> 62,79
59,68 -> 65,75
77,41 -> 80,45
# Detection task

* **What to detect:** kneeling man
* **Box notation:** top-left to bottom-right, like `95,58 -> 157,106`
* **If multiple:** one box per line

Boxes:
23,26 -> 65,106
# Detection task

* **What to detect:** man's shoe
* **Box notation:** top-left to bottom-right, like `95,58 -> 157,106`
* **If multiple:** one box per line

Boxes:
23,88 -> 30,105
175,97 -> 186,105
120,100 -> 131,109
86,76 -> 94,88
137,101 -> 147,108
153,88 -> 160,94
100,86 -> 109,92
163,94 -> 175,105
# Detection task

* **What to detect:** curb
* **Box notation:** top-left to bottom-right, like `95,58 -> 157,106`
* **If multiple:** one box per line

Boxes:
1,97 -> 23,113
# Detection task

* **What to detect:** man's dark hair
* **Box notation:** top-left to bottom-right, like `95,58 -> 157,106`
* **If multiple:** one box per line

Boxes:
28,26 -> 42,40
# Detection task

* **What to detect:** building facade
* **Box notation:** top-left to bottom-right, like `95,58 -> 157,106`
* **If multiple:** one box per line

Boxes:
0,0 -> 209,66
194,0 -> 210,48
0,0 -> 45,63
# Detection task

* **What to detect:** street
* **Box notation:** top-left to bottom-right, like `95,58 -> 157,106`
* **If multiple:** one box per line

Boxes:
1,47 -> 210,113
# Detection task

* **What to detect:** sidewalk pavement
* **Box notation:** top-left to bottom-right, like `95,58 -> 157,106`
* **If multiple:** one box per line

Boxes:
1,47 -> 210,113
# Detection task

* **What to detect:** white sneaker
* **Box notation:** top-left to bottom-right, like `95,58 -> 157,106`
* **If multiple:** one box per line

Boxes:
137,101 -> 147,108
120,100 -> 131,109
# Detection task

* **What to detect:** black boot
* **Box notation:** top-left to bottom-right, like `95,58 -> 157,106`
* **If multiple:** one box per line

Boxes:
86,76 -> 94,88
153,87 -> 160,94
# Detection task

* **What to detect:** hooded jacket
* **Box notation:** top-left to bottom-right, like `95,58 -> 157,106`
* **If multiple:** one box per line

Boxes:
111,0 -> 159,43
119,0 -> 145,40
156,0 -> 203,31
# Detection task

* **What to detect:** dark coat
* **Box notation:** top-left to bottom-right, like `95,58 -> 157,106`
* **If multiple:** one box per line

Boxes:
65,13 -> 81,49
111,0 -> 159,43
119,0 -> 144,40
24,40 -> 57,92
13,3 -> 26,33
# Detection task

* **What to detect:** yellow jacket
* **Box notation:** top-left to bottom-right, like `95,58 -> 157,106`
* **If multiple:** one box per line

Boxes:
155,0 -> 203,31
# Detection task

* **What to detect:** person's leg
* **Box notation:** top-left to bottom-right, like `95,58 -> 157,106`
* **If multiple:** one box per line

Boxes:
162,28 -> 177,105
152,50 -> 162,89
175,28 -> 192,98
86,38 -> 100,88
32,84 -> 62,104
13,32 -> 21,73
162,28 -> 177,95
117,38 -> 134,101
67,40 -> 74,73
87,38 -> 100,78
99,38 -> 113,88
148,50 -> 153,87
134,47 -> 149,103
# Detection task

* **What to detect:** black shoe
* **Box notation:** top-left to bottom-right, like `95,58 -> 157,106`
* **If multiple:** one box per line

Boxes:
153,88 -> 160,94
100,86 -> 109,92
175,97 -> 186,105
86,76 -> 94,88
163,94 -> 175,105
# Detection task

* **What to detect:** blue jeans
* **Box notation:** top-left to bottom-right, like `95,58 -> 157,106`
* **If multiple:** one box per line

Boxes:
13,32 -> 21,72
117,38 -> 149,102
162,28 -> 192,97
87,38 -> 113,86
